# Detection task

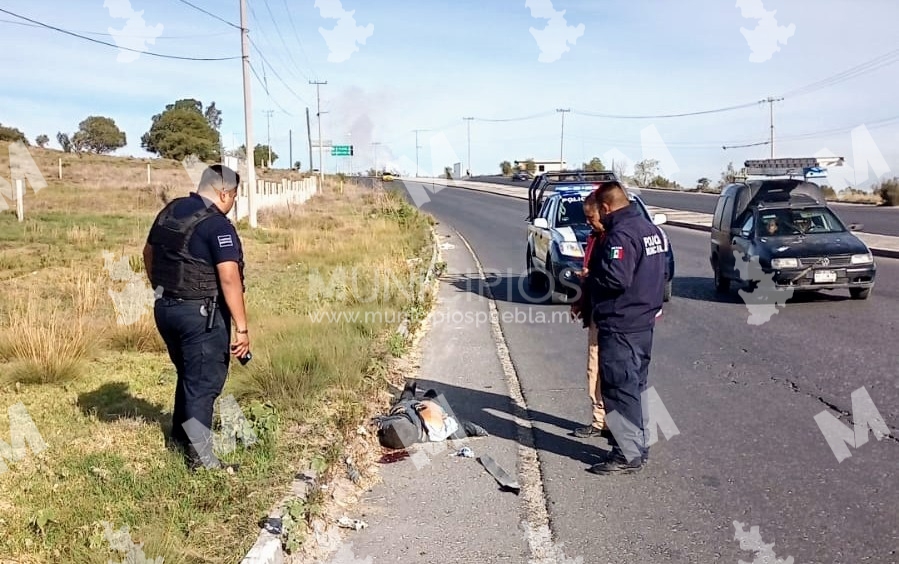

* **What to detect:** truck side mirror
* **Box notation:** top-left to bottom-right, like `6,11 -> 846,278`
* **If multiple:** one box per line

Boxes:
533,218 -> 549,229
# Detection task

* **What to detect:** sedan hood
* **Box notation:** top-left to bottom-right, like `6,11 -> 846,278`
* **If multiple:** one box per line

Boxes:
760,232 -> 870,258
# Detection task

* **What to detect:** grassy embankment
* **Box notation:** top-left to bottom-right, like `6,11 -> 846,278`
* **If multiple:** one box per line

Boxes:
0,145 -> 433,563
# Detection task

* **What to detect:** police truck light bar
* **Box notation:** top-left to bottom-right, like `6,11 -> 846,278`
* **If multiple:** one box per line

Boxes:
743,157 -> 845,177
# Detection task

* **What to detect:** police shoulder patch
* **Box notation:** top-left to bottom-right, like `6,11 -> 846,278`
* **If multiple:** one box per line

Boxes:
609,246 -> 624,260
217,234 -> 234,248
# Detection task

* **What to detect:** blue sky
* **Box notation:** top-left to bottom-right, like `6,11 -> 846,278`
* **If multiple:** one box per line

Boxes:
1,0 -> 898,189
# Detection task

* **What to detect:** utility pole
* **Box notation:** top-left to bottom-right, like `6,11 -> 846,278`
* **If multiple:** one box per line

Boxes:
239,0 -> 257,227
463,117 -> 474,177
289,129 -> 293,170
263,109 -> 274,168
762,96 -> 784,159
372,141 -> 381,175
306,107 -> 313,173
556,108 -> 570,170
413,129 -> 426,177
310,80 -> 327,190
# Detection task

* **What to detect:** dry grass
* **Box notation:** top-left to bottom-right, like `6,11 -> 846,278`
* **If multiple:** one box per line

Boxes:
0,150 -> 432,563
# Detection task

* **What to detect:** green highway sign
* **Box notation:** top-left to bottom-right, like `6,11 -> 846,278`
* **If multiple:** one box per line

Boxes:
331,145 -> 353,156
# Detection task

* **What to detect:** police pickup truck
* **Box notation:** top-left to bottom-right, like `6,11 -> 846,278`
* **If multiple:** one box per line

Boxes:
525,171 -> 674,304
710,158 -> 876,299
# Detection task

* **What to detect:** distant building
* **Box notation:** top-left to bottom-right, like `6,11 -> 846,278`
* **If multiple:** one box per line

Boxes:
514,159 -> 567,173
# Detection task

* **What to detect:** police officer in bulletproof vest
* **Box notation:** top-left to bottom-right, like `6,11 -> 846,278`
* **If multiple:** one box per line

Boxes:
142,164 -> 250,472
583,181 -> 665,475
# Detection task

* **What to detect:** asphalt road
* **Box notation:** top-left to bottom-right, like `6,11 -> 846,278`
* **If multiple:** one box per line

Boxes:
400,181 -> 899,564
469,175 -> 899,237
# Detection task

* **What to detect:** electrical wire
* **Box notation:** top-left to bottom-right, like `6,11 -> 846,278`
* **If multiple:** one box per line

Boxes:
781,48 -> 899,99
281,0 -> 317,81
0,8 -> 240,61
0,18 -> 233,39
173,0 -> 241,29
248,37 -> 313,106
259,0 -> 312,82
472,111 -> 557,122
249,61 -> 294,117
571,100 -> 763,120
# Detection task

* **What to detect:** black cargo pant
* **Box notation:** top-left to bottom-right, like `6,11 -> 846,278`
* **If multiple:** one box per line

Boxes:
598,328 -> 653,463
154,296 -> 230,467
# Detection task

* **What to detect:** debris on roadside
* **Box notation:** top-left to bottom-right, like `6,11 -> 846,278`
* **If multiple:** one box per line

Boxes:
453,446 -> 475,458
336,517 -> 368,531
478,454 -> 521,494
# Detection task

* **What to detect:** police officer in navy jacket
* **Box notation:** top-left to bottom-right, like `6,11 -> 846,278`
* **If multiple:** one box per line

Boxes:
142,164 -> 250,471
584,181 -> 665,474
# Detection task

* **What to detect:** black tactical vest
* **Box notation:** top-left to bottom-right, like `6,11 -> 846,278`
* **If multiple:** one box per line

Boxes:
148,198 -> 222,299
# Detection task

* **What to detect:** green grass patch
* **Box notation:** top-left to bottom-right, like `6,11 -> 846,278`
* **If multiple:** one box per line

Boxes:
0,179 -> 433,562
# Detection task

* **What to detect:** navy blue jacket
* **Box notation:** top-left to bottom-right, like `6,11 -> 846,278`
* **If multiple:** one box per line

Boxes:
587,202 -> 666,334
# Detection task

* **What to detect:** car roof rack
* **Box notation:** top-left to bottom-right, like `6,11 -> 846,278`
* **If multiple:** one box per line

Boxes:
527,170 -> 619,219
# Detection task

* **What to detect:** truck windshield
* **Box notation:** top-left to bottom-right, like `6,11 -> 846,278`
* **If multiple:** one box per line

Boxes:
557,195 -> 587,226
758,207 -> 846,236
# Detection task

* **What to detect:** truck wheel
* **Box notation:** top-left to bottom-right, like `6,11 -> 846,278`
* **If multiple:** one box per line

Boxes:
849,287 -> 871,300
526,249 -> 545,292
544,253 -> 557,297
714,263 -> 730,293
663,280 -> 672,302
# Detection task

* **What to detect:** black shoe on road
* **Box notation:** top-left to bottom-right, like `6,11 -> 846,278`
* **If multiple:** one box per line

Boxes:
574,426 -> 606,438
587,455 -> 644,475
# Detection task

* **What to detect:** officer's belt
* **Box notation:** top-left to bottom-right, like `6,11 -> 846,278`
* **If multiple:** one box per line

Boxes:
161,290 -> 217,301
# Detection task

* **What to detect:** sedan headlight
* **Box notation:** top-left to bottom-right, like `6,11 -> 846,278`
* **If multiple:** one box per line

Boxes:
771,257 -> 799,269
558,242 -> 584,258
850,253 -> 873,265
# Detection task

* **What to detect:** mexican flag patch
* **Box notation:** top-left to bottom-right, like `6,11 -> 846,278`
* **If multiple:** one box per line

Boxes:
610,246 -> 624,259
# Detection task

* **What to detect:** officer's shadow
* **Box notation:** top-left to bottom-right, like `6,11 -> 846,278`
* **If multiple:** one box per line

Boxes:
77,382 -> 171,437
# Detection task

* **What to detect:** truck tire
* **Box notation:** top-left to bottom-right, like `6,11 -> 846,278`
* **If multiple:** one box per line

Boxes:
663,280 -> 672,302
714,262 -> 730,293
526,249 -> 546,292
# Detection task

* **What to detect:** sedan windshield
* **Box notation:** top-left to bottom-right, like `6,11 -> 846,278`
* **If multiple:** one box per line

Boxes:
758,207 -> 846,236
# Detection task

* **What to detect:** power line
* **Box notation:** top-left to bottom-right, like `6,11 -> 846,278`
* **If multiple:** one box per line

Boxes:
0,18 -> 232,39
572,100 -> 762,120
781,48 -> 899,99
281,0 -> 317,81
0,8 -> 239,61
260,0 -> 312,82
472,111 -> 557,123
248,37 -> 313,106
173,0 -> 241,29
248,62 -> 293,117
247,2 -> 311,91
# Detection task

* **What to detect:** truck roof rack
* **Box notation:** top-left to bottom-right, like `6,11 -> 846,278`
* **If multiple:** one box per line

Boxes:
738,157 -> 845,181
527,170 -> 619,219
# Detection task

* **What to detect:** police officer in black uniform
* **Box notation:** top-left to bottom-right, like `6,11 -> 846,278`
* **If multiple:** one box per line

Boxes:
584,181 -> 665,475
142,164 -> 250,471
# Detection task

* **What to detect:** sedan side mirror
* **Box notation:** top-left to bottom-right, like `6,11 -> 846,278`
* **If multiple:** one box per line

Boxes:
533,218 -> 549,229
652,213 -> 667,226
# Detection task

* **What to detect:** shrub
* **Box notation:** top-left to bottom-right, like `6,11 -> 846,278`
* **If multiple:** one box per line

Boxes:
876,177 -> 899,206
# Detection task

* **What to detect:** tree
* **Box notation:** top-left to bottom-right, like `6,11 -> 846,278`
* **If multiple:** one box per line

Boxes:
0,123 -> 28,144
35,134 -> 49,148
500,160 -> 512,175
141,99 -> 222,161
204,102 -> 222,132
583,157 -> 605,172
239,144 -> 278,167
718,162 -> 737,188
633,159 -> 659,187
523,159 -> 536,173
696,177 -> 711,192
57,132 -> 73,153
70,116 -> 126,154
293,160 -> 302,170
